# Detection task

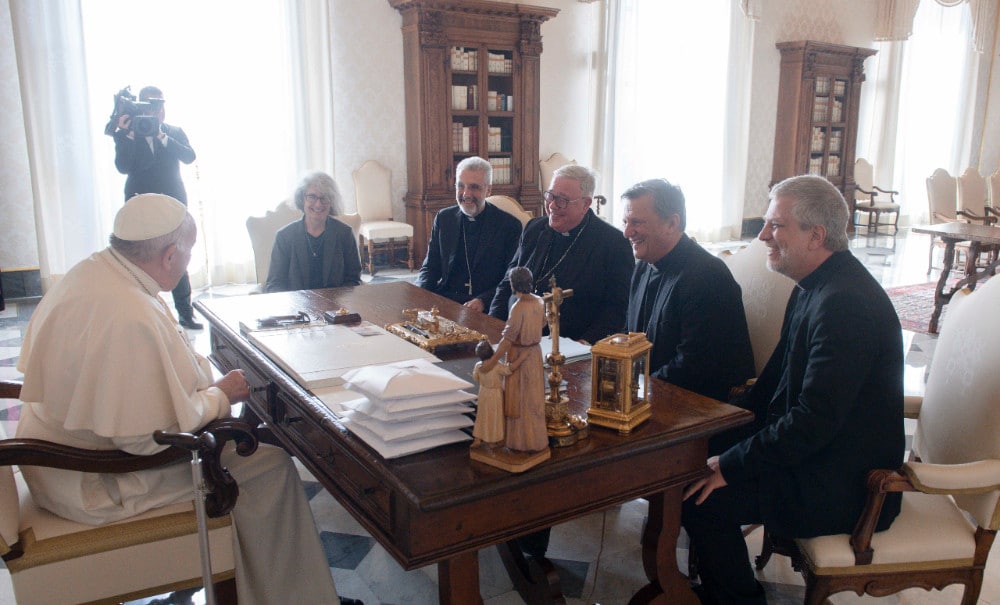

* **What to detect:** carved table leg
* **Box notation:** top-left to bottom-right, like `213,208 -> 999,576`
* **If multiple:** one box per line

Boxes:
438,551 -> 484,605
929,240 -> 956,334
633,489 -> 699,605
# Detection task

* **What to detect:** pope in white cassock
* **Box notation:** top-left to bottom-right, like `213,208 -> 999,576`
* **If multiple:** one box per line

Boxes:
15,194 -> 344,604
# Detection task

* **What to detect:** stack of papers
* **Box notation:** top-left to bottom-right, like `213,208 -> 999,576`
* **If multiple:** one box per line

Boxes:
339,359 -> 476,458
245,321 -> 439,389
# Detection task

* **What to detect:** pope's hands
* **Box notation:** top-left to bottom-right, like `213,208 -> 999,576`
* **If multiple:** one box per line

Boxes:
216,369 -> 250,403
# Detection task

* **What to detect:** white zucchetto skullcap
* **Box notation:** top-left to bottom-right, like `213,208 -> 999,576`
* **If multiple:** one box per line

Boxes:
113,194 -> 188,241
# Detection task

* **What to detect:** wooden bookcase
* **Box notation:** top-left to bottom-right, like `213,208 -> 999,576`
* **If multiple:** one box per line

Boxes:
389,0 -> 558,262
771,41 -> 877,220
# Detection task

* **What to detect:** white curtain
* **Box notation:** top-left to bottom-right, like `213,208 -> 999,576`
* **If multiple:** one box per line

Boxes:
9,0 -> 105,290
11,0 -> 333,289
883,1 -> 978,223
595,0 -> 749,241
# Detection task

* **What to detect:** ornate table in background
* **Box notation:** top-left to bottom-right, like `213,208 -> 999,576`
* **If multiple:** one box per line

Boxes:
912,222 -> 1000,333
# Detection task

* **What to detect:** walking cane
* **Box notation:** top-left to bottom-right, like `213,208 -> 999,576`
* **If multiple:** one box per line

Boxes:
154,430 -> 221,605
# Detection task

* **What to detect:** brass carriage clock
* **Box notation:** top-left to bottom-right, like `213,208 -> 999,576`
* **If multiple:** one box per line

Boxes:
587,332 -> 652,434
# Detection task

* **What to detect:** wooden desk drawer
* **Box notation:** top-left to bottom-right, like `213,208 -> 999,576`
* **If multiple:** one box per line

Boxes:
275,392 -> 392,535
208,331 -> 272,415
209,331 -> 241,373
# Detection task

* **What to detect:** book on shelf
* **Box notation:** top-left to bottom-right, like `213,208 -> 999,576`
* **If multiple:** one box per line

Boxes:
488,156 -> 512,184
487,126 -> 501,153
451,84 -> 477,110
826,155 -> 841,177
831,99 -> 843,122
828,130 -> 842,153
812,97 -> 829,122
809,157 -> 823,175
487,51 -> 513,74
451,46 -> 477,71
810,127 -> 825,153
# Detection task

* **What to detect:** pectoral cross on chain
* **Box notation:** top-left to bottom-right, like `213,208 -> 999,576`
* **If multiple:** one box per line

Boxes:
465,280 -> 473,295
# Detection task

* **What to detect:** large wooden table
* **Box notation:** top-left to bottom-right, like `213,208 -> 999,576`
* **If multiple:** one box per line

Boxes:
912,222 -> 1000,333
195,282 -> 751,604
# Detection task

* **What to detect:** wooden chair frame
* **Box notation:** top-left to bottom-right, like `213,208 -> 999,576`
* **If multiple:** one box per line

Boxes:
0,380 -> 257,604
798,468 -> 996,605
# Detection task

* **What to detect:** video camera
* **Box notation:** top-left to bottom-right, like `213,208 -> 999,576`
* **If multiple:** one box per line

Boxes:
103,86 -> 163,137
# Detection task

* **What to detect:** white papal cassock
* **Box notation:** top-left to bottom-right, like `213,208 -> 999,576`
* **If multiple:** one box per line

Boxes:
16,248 -> 342,604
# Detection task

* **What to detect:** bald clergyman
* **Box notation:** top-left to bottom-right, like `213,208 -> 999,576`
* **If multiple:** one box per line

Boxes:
15,194 -> 348,604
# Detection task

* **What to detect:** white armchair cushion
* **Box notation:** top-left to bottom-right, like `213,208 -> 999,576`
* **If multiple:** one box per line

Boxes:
9,472 -> 235,604
359,220 -> 413,241
797,491 -> 976,574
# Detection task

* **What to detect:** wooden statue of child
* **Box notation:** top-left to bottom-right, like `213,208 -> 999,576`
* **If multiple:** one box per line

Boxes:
472,340 -> 511,447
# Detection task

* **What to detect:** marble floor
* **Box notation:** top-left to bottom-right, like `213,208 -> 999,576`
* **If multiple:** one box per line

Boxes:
1,228 -> 998,604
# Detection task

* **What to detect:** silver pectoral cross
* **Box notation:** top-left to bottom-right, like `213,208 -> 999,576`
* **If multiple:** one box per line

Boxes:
465,281 -> 473,295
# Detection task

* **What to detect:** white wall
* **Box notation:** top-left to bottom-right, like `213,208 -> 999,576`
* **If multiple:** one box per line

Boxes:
743,0 -> 877,220
535,0 -> 601,178
329,0 -> 407,219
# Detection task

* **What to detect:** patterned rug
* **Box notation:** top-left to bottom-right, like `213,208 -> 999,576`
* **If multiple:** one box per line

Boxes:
885,281 -> 953,335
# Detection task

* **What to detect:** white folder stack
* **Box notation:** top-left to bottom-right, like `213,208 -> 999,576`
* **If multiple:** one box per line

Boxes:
339,359 -> 476,458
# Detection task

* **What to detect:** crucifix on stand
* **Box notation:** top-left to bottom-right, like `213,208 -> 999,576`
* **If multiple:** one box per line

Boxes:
542,276 -> 589,447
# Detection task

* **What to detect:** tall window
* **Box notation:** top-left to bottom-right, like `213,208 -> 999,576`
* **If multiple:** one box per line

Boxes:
607,1 -> 736,241
81,0 -> 300,285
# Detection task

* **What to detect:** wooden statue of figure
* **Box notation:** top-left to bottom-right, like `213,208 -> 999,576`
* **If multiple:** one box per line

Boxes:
471,341 -> 510,447
470,267 -> 551,472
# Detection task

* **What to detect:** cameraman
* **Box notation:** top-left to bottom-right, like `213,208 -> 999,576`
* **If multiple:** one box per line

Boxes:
113,85 -> 201,330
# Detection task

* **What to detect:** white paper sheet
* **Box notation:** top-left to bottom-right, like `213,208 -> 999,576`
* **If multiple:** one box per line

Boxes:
342,418 -> 471,458
341,389 -> 476,413
342,410 -> 473,441
347,402 -> 474,423
540,335 -> 592,365
247,322 -> 439,389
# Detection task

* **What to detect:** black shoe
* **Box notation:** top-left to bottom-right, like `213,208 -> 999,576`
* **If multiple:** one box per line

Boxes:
339,599 -> 364,605
179,316 -> 204,330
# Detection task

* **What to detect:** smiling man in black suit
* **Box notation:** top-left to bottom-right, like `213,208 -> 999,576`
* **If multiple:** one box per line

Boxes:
416,156 -> 522,312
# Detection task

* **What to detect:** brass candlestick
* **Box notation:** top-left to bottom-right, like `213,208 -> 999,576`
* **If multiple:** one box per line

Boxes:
542,276 -> 589,447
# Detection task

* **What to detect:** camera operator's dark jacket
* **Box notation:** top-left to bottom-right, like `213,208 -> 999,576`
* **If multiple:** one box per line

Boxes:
114,123 -> 196,204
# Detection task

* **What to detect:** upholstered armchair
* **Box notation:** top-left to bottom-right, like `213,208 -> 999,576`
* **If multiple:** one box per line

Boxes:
486,195 -> 532,227
0,380 -> 258,605
925,168 -> 982,275
722,239 -> 796,376
246,200 -> 302,289
985,167 -> 1000,223
538,152 -> 575,192
794,277 -> 1000,605
852,158 -> 900,234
